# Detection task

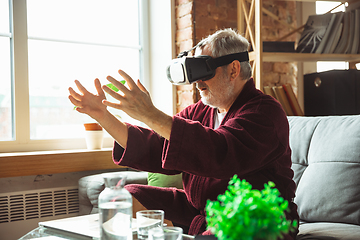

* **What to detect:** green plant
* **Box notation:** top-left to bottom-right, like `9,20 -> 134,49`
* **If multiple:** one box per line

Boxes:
206,175 -> 297,240
106,80 -> 126,92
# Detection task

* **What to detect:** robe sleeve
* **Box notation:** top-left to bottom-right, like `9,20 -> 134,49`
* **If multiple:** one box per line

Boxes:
162,99 -> 289,179
113,123 -> 181,175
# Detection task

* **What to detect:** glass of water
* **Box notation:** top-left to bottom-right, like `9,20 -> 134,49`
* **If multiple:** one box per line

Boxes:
149,227 -> 183,240
136,210 -> 164,239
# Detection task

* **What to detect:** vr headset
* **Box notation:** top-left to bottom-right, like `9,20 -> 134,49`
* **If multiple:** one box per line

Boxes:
166,49 -> 249,85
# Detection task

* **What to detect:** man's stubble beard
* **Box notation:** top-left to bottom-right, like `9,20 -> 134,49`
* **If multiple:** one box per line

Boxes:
200,74 -> 234,110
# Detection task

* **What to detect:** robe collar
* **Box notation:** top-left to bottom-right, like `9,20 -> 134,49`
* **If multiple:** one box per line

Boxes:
211,77 -> 261,126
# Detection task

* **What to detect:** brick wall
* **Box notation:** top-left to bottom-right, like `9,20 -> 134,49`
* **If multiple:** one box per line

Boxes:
175,0 -> 195,113
193,0 -> 238,44
262,0 -> 298,93
175,0 -> 298,113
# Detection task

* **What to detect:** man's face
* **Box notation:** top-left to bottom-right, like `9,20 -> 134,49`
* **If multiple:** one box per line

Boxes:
195,46 -> 234,110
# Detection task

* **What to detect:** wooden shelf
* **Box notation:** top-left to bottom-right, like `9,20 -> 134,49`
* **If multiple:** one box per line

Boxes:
238,0 -> 360,90
249,51 -> 360,63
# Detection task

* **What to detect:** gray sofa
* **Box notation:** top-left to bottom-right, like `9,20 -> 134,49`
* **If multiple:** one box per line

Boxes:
78,115 -> 360,239
288,115 -> 360,239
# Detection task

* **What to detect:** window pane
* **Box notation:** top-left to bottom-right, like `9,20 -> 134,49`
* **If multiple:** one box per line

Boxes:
316,1 -> 345,14
27,1 -> 141,140
28,40 -> 140,139
27,0 -> 139,46
0,0 -> 9,33
317,61 -> 348,72
0,37 -> 13,141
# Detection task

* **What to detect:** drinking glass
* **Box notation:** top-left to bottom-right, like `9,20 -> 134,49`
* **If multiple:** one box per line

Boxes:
136,210 -> 164,239
149,227 -> 183,240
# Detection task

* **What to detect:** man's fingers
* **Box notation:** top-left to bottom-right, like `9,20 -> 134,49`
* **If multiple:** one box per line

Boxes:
136,79 -> 149,95
102,99 -> 122,110
118,69 -> 137,90
75,107 -> 87,114
74,80 -> 90,95
106,75 -> 129,94
68,87 -> 83,101
94,78 -> 106,98
103,84 -> 125,101
68,95 -> 82,108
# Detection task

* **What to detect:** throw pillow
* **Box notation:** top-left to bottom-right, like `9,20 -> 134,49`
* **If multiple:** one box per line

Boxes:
147,173 -> 183,189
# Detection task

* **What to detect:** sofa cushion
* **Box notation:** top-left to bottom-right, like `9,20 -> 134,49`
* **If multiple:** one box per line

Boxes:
288,115 -> 360,225
297,222 -> 360,240
147,173 -> 183,189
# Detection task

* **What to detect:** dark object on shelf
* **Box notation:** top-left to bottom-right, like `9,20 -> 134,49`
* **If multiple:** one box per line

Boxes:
304,69 -> 360,116
263,41 -> 295,52
296,13 -> 334,53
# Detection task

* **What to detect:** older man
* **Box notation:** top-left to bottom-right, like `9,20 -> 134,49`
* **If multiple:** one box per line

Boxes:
69,28 -> 299,239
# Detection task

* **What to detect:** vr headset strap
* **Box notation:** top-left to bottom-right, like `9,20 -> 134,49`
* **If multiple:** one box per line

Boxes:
206,52 -> 249,70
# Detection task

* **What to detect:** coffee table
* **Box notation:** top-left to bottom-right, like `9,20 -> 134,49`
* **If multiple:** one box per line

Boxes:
19,214 -> 196,240
18,225 -> 94,240
20,226 -> 197,240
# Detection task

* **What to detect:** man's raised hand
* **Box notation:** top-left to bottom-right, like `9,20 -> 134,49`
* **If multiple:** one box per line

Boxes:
68,78 -> 107,121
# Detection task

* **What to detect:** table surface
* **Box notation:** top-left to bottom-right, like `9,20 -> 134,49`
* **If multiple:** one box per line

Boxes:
18,226 -> 98,240
19,223 -> 196,240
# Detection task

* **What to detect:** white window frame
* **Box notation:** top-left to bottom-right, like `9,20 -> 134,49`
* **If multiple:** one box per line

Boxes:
0,0 -> 175,153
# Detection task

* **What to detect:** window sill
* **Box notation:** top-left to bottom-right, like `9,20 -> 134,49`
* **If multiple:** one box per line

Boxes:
0,148 -> 125,178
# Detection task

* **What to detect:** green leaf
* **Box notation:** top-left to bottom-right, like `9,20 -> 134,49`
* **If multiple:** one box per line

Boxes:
106,80 -> 125,92
106,83 -> 119,92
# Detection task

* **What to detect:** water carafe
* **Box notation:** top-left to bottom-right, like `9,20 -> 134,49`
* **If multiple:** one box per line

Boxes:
98,172 -> 133,240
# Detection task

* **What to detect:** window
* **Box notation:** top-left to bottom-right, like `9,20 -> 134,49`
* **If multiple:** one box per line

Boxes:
0,0 -> 12,142
316,1 -> 348,72
0,0 -> 149,152
27,0 -> 142,140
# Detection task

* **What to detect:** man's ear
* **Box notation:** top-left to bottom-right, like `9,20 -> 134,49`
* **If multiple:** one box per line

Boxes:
229,60 -> 241,80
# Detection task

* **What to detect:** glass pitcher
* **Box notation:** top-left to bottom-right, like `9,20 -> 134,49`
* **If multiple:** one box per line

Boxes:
98,172 -> 133,240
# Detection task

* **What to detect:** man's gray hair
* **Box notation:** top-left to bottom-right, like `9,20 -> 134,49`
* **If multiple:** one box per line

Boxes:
197,28 -> 252,80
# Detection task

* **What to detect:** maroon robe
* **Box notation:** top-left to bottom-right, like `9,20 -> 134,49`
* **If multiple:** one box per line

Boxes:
113,79 -> 299,239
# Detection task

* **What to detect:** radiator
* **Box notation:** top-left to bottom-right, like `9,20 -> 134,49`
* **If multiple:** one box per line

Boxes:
0,186 -> 79,239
